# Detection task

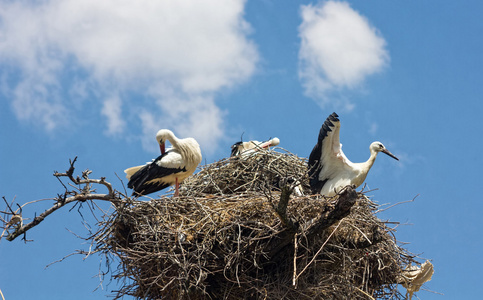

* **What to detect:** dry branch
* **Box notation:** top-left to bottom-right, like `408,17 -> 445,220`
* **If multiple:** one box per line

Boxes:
267,185 -> 358,261
1,157 -> 120,242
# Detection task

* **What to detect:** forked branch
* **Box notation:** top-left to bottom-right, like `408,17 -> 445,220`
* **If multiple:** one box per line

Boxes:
1,157 -> 121,242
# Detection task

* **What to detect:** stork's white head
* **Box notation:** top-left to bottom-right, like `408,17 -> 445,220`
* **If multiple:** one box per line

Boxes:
271,137 -> 280,146
156,129 -> 175,154
370,141 -> 399,160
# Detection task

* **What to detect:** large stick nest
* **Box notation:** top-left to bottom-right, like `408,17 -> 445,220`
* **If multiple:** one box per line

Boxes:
95,148 -> 417,299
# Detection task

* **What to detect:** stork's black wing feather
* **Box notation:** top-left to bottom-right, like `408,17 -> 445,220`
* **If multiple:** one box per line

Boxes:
128,151 -> 186,196
308,112 -> 339,194
230,141 -> 243,157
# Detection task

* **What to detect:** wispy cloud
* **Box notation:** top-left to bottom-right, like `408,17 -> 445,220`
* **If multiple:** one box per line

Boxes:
139,92 -> 225,153
368,121 -> 378,136
0,0 -> 258,153
298,1 -> 389,110
101,95 -> 125,136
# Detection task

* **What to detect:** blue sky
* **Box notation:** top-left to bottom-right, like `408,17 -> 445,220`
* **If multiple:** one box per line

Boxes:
1,0 -> 482,298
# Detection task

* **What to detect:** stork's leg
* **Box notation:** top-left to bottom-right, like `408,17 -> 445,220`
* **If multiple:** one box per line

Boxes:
174,177 -> 179,197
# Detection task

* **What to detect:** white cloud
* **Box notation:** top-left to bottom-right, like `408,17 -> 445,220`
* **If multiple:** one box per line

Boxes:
0,0 -> 258,153
368,122 -> 378,136
10,77 -> 66,131
139,94 -> 225,154
298,1 -> 389,109
101,95 -> 125,136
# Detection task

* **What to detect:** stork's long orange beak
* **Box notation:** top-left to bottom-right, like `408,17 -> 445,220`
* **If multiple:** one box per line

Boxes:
382,148 -> 399,161
160,142 -> 166,155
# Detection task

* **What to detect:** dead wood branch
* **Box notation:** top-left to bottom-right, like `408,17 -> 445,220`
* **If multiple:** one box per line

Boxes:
275,181 -> 296,229
267,186 -> 358,260
306,185 -> 358,236
1,157 -> 121,242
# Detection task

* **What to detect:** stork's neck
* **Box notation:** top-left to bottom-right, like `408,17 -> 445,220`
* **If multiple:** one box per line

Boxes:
167,134 -> 180,149
362,149 -> 378,171
349,148 -> 379,189
160,130 -> 180,150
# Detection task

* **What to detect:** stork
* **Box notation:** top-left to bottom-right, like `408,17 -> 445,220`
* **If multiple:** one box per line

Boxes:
308,113 -> 398,196
230,137 -> 280,157
158,134 -> 166,154
125,129 -> 202,197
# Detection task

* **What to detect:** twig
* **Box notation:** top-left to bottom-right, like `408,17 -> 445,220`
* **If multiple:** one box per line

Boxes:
355,287 -> 375,299
376,194 -> 419,214
3,157 -> 120,242
6,193 -> 117,241
2,196 -> 16,215
293,220 -> 342,284
292,233 -> 298,287
45,251 -> 85,269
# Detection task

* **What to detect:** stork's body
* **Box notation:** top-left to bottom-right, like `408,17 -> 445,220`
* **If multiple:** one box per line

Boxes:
308,113 -> 398,196
125,130 -> 202,196
231,137 -> 280,157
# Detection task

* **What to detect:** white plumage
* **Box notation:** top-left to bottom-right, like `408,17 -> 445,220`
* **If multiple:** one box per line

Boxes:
231,137 -> 280,157
308,113 -> 398,196
125,129 -> 202,197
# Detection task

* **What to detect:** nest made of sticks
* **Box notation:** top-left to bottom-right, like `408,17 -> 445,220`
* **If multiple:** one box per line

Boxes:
95,148 -> 418,299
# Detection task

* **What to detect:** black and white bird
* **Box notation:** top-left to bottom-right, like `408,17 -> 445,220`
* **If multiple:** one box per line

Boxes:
125,129 -> 202,197
308,113 -> 398,196
230,137 -> 280,157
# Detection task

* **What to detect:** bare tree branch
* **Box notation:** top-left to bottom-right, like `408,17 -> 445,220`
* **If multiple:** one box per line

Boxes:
275,179 -> 297,230
1,157 -> 122,242
266,186 -> 358,259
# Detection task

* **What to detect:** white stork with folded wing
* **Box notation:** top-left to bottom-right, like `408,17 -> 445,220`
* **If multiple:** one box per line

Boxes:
125,129 -> 202,197
308,113 -> 398,196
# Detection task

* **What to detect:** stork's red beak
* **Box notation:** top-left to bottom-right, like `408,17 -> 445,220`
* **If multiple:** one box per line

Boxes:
382,149 -> 399,161
160,142 -> 166,155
